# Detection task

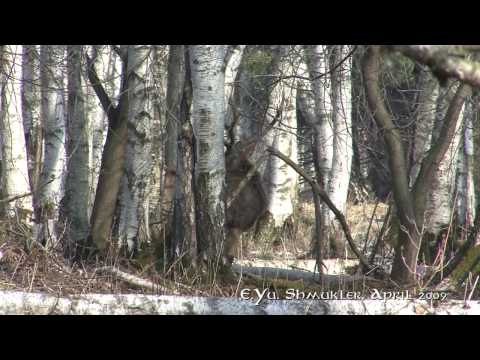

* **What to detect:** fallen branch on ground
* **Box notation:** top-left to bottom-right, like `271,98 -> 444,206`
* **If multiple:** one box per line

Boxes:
232,264 -> 383,288
95,266 -> 180,295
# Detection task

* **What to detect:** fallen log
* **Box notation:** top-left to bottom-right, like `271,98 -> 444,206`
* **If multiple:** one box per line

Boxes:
0,290 -> 478,315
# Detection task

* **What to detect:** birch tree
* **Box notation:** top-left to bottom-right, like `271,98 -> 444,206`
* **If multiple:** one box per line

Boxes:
304,45 -> 354,257
423,83 -> 464,242
0,45 -> 33,218
36,45 -> 66,247
262,45 -> 298,227
189,45 -> 227,269
117,45 -> 154,255
362,46 -> 470,284
325,45 -> 353,256
455,99 -> 475,234
224,45 -> 246,132
21,45 -> 42,194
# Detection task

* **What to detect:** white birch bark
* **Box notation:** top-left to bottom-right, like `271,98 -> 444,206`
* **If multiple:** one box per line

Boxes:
0,290 -> 478,315
225,45 -> 245,130
327,45 -> 353,218
118,45 -> 154,253
263,45 -> 298,226
455,99 -> 475,229
38,46 -> 66,215
86,46 -> 106,211
0,45 -> 33,215
34,46 -> 67,247
21,45 -> 41,192
322,46 -> 353,255
424,83 -> 464,235
304,46 -> 334,231
189,45 -> 227,261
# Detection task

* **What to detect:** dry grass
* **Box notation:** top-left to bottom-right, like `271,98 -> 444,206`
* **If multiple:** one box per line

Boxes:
0,200 -> 393,299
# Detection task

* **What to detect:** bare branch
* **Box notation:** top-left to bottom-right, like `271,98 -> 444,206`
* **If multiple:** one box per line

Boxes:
386,45 -> 480,88
85,52 -> 117,121
266,146 -> 375,273
413,83 -> 471,200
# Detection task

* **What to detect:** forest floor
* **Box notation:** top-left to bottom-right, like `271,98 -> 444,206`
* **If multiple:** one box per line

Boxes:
0,201 -> 475,312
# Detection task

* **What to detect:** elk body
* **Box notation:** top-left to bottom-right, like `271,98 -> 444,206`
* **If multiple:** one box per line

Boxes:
224,140 -> 267,263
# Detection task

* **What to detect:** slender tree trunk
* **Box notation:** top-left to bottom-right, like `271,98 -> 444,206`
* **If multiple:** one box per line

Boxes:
168,61 -> 196,269
423,83 -> 463,239
351,49 -> 371,193
161,45 -> 190,265
162,45 -> 186,235
224,45 -> 246,131
21,45 -> 42,195
88,45 -> 135,254
117,46 -> 154,255
175,77 -> 196,266
87,46 -> 115,211
37,45 -> 66,247
304,45 -> 335,256
0,45 -> 33,220
297,85 -> 324,270
148,46 -> 169,230
326,45 -> 353,257
62,45 -> 90,257
262,45 -> 298,227
455,98 -> 475,236
189,45 -> 227,271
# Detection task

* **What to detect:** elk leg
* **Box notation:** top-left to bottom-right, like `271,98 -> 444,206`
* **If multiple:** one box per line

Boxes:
224,227 -> 242,264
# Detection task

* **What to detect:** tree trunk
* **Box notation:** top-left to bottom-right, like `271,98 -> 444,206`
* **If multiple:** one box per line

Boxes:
0,45 -> 33,219
297,85 -> 324,269
21,45 -> 42,195
325,45 -> 353,257
224,45 -> 246,131
88,45 -> 134,254
362,46 -> 470,284
160,45 -> 198,269
87,46 -> 117,211
362,46 -> 421,284
423,83 -> 464,240
37,45 -> 66,247
263,45 -> 298,227
189,45 -> 227,271
117,45 -> 154,255
455,98 -> 475,236
304,45 -> 335,255
62,45 -> 90,258
161,45 -> 186,256
146,46 -> 168,239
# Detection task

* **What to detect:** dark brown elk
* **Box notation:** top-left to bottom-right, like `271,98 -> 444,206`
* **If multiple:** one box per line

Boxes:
224,139 -> 267,263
